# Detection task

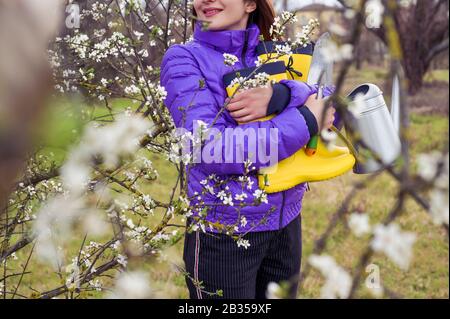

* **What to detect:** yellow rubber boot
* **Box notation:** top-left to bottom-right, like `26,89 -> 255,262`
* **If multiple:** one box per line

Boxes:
222,46 -> 356,193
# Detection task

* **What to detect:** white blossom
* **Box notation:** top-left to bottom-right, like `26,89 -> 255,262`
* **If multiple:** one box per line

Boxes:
228,72 -> 272,91
65,258 -> 81,290
366,0 -> 385,29
109,271 -> 151,299
223,195 -> 234,206
309,254 -> 352,299
236,238 -> 251,249
275,43 -> 293,56
34,196 -> 85,268
89,279 -> 102,291
133,30 -> 144,40
348,213 -> 371,237
292,19 -> 320,48
82,211 -> 109,236
266,282 -> 283,299
240,216 -> 248,227
60,148 -> 91,195
223,53 -> 239,66
430,189 -> 449,226
321,129 -> 338,143
119,0 -> 146,17
371,223 -> 416,270
84,114 -> 152,169
217,190 -> 227,201
417,151 -> 442,182
142,194 -> 155,209
253,189 -> 268,204
270,12 -> 301,39
235,193 -> 248,202
322,41 -> 354,63
117,254 -> 128,268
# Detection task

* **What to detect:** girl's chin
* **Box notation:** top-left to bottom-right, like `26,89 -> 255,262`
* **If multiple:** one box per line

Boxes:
203,21 -> 223,30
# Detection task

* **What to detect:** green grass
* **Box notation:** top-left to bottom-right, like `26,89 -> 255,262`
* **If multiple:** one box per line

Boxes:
409,113 -> 449,155
5,70 -> 449,299
424,69 -> 450,83
301,171 -> 448,298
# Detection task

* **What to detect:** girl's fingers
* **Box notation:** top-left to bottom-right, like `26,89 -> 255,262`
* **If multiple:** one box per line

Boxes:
236,114 -> 257,124
231,91 -> 247,102
226,101 -> 245,112
231,108 -> 251,119
326,116 -> 335,128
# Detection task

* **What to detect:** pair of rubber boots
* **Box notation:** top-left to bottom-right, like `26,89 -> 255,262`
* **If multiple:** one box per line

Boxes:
223,41 -> 355,193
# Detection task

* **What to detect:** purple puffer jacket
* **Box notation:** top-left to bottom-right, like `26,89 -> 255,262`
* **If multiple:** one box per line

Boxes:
160,20 -> 332,233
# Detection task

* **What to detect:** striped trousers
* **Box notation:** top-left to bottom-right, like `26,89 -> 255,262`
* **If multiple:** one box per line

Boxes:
183,215 -> 302,299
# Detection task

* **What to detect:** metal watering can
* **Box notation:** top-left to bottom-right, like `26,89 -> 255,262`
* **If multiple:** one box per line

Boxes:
307,33 -> 401,175
346,77 -> 402,174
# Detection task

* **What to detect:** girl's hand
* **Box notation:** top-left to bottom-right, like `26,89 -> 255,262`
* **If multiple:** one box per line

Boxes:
304,94 -> 336,131
225,86 -> 273,124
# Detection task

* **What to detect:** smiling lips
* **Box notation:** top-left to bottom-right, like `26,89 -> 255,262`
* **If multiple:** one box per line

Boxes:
203,8 -> 223,17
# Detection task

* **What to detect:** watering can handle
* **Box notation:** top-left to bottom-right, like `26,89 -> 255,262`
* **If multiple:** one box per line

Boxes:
391,75 -> 401,134
305,85 -> 325,156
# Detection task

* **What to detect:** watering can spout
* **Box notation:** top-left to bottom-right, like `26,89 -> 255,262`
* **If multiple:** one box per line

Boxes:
391,75 -> 401,134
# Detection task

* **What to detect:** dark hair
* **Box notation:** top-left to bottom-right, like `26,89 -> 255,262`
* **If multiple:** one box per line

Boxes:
191,0 -> 277,41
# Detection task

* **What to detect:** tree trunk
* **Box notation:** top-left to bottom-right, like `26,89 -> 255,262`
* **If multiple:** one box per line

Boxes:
370,0 -> 449,95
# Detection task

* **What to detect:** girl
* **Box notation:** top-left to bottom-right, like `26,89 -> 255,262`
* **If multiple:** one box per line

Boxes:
160,0 -> 335,299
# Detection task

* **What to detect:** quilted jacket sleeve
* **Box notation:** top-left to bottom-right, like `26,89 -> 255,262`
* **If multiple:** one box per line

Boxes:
160,45 -> 315,176
279,80 -> 342,129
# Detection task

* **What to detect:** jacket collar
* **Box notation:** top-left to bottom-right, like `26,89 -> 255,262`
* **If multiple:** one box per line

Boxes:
193,20 -> 261,56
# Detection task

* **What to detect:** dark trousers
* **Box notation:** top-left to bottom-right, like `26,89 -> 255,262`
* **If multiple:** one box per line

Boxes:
183,215 -> 302,299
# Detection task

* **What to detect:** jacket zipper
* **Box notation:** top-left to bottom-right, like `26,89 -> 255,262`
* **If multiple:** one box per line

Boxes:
241,27 -> 285,228
241,29 -> 249,68
279,190 -> 286,229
